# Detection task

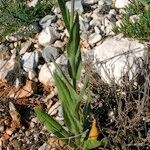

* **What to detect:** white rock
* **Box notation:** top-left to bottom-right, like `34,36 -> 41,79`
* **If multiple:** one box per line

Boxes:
38,143 -> 51,150
98,0 -> 112,6
38,27 -> 60,46
94,35 -> 145,84
27,0 -> 38,7
0,58 -> 15,82
115,0 -> 130,8
83,0 -> 98,5
48,101 -> 60,115
53,7 -> 61,14
53,40 -> 65,48
22,51 -> 39,72
109,9 -> 117,16
38,55 -> 68,87
20,41 -> 32,55
38,63 -> 55,86
88,33 -> 102,45
129,15 -> 140,23
28,70 -> 37,81
66,0 -> 84,14
107,9 -> 117,22
116,20 -> 123,28
79,17 -> 89,31
39,15 -> 56,29
42,46 -> 60,63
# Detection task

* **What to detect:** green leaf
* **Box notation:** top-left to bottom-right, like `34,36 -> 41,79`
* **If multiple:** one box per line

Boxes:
84,139 -> 107,150
57,0 -> 70,31
67,13 -> 80,59
34,107 -> 70,144
53,73 -> 83,134
67,13 -> 81,80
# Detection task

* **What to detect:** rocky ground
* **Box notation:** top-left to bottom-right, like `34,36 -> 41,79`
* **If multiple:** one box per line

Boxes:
0,0 -> 150,150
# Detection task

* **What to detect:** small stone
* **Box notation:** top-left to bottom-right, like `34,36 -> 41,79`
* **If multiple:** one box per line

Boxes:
79,17 -> 89,31
0,58 -> 16,82
115,0 -> 130,8
38,143 -> 51,150
48,102 -> 60,115
20,41 -> 32,55
88,33 -> 102,45
53,40 -> 65,48
116,20 -> 123,28
28,70 -> 37,81
53,7 -> 61,14
129,15 -> 140,23
22,51 -> 39,72
98,0 -> 112,14
83,0 -> 98,5
66,0 -> 84,14
94,26 -> 101,34
38,27 -> 60,46
39,15 -> 56,29
27,0 -> 38,7
38,63 -> 55,87
0,125 -> 4,132
107,9 -> 117,22
98,0 -> 112,6
42,46 -> 61,63
6,128 -> 14,136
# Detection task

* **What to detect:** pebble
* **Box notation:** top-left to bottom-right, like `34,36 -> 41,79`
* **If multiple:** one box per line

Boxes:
66,0 -> 84,14
48,102 -> 61,115
115,0 -> 130,8
42,46 -> 61,63
88,33 -> 102,45
0,125 -> 4,132
20,41 -> 32,55
39,15 -> 56,29
22,51 -> 39,72
38,27 -> 60,46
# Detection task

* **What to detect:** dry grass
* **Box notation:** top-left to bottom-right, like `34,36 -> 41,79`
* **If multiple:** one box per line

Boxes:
89,49 -> 150,150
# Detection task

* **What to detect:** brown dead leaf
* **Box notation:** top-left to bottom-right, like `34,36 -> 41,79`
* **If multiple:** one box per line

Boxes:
0,133 -> 10,141
9,102 -> 21,128
8,80 -> 35,99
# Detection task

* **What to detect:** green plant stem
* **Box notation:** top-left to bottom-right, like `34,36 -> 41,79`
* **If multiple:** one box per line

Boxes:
71,0 -> 75,27
73,79 -> 76,90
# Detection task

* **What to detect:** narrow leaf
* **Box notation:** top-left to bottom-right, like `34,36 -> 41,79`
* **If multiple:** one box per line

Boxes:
84,139 -> 106,150
34,107 -> 70,144
53,73 -> 82,134
57,0 -> 70,31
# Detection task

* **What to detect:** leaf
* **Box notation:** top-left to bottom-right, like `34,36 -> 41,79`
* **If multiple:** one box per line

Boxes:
88,119 -> 99,140
57,0 -> 70,31
34,107 -> 70,144
67,13 -> 81,80
53,73 -> 83,134
84,139 -> 106,150
67,13 -> 80,58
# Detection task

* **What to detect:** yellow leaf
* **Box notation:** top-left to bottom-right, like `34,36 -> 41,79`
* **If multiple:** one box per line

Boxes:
88,119 -> 99,140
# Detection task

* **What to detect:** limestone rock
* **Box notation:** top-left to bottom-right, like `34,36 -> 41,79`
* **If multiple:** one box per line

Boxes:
66,0 -> 84,14
22,51 -> 39,72
38,27 -> 60,46
115,0 -> 130,8
88,33 -> 102,45
39,15 -> 56,29
38,63 -> 55,87
94,35 -> 145,84
42,46 -> 61,63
